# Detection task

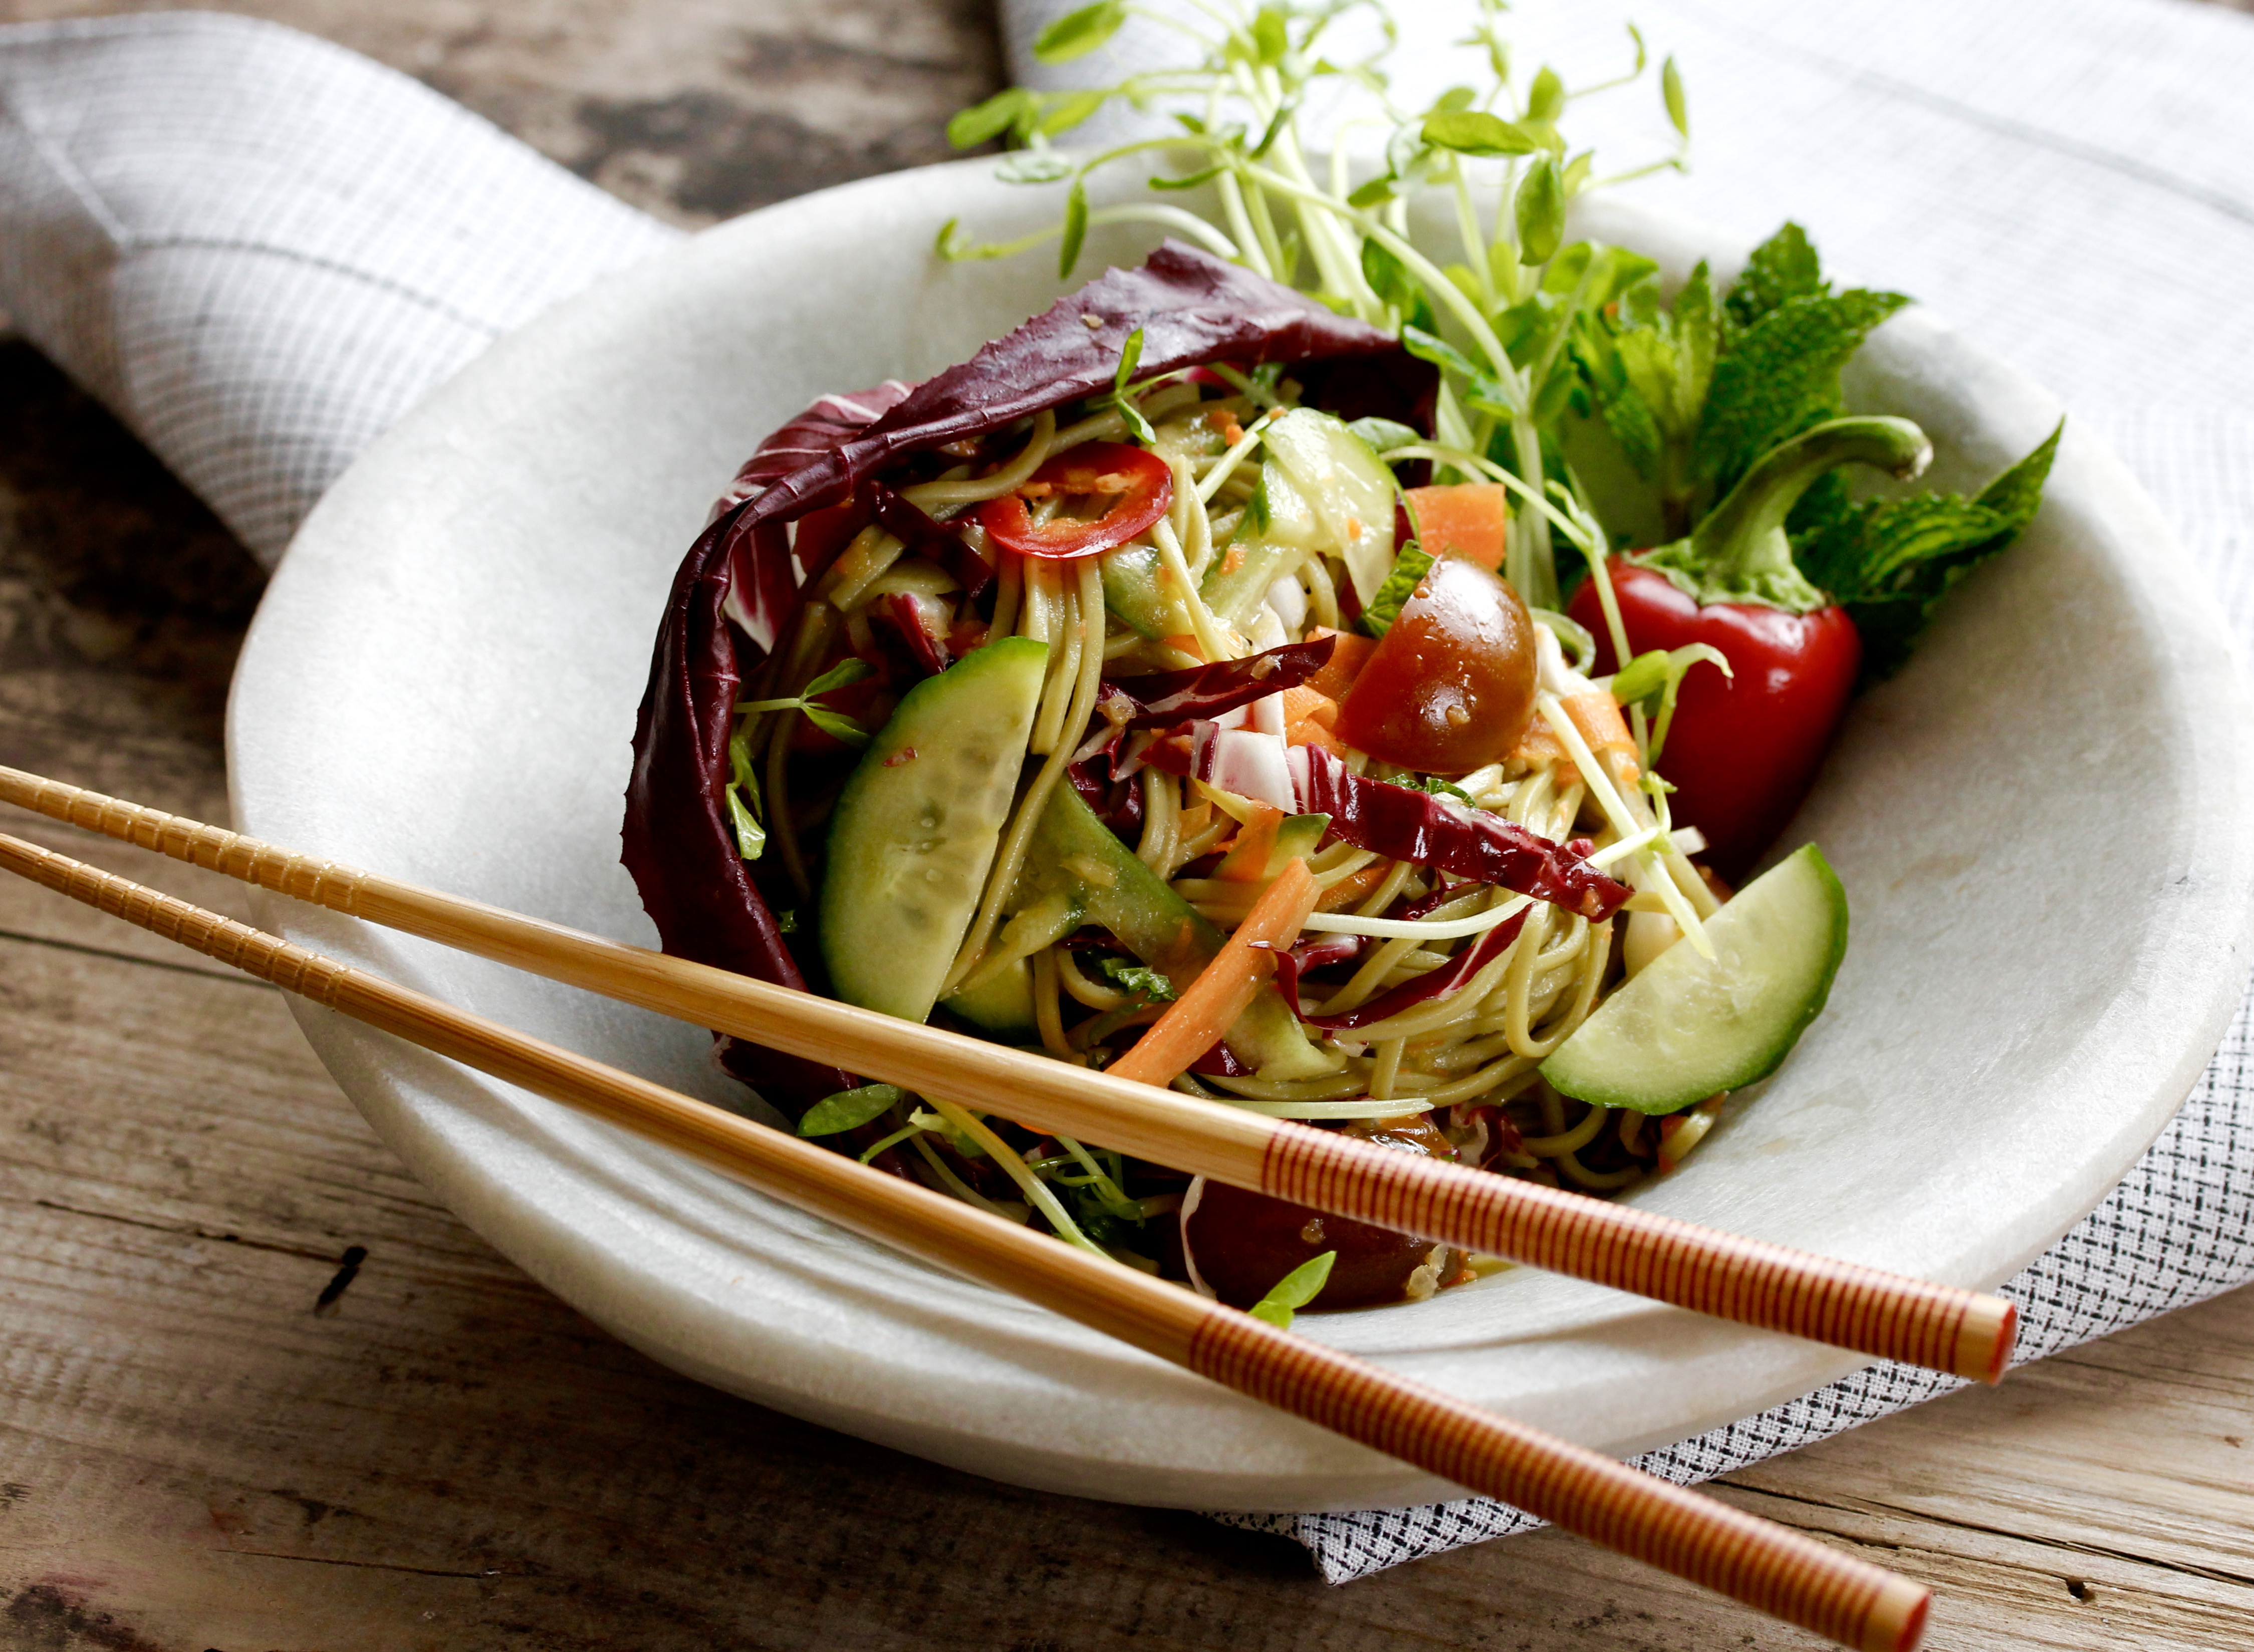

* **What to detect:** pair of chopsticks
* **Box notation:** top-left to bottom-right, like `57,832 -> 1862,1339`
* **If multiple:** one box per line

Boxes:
0,766 -> 1949,1651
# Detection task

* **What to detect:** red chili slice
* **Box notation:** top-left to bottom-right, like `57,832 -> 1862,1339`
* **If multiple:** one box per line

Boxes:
974,441 -> 1173,560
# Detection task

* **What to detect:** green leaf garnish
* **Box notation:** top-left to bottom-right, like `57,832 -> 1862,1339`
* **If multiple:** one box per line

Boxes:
1526,66 -> 1566,124
799,1083 -> 908,1137
1661,55 -> 1689,139
735,656 -> 876,748
1096,956 -> 1178,1002
1033,1 -> 1126,65
1111,326 -> 1156,446
1405,774 -> 1474,804
725,722 -> 766,861
995,149 -> 1075,184
1248,1250 -> 1336,1329
1361,542 -> 1435,637
1059,175 -> 1090,277
948,89 -> 1033,150
1348,416 -> 1423,460
1514,156 -> 1565,266
1421,108 -> 1542,157
1606,643 -> 1732,760
1798,421 -> 2064,679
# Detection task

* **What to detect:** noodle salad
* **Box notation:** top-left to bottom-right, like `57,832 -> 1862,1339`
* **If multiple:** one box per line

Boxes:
624,3 -> 2056,1316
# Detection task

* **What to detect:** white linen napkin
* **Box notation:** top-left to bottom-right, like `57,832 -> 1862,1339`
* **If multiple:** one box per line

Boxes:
5,1 -> 2250,1585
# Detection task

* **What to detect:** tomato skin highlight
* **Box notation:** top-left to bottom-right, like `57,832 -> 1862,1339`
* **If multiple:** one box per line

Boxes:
1332,553 -> 1539,774
1570,561 -> 1861,880
974,440 -> 1174,560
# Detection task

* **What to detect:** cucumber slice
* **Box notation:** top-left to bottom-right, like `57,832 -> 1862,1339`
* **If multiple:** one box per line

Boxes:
1101,541 -> 1190,640
944,956 -> 1038,1036
1260,408 -> 1398,610
1203,463 -> 1315,627
820,636 -> 1048,1023
1541,844 -> 1850,1114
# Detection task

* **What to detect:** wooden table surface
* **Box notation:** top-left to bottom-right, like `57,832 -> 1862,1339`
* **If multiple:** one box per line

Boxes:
3,3 -> 2251,1648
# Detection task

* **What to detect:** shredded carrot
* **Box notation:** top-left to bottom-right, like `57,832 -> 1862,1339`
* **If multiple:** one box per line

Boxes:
1513,690 -> 1638,775
1280,684 -> 1338,729
1405,484 -> 1511,572
1286,717 -> 1348,757
1212,803 -> 1285,883
1303,627 -> 1374,700
1158,633 -> 1208,664
1314,860 -> 1392,911
1106,859 -> 1319,1086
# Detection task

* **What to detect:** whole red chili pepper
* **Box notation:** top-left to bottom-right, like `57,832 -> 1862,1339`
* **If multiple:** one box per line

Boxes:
1567,417 -> 1931,880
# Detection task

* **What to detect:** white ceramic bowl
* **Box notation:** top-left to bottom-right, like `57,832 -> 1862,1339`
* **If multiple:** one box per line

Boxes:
228,161 -> 2254,1512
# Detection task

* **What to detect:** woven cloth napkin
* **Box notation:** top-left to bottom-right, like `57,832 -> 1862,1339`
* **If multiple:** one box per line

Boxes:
5,0 -> 2251,1585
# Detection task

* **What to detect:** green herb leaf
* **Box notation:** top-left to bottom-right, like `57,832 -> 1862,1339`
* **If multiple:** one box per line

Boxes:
1033,0 -> 1127,64
1606,643 -> 1730,760
1111,326 -> 1157,445
1149,163 -> 1227,192
1724,222 -> 1827,335
1361,542 -> 1435,637
1250,5 -> 1290,68
1526,65 -> 1566,123
803,656 -> 876,700
1401,326 -> 1513,416
799,1083 -> 908,1137
802,704 -> 872,747
1421,108 -> 1542,157
1661,55 -> 1689,139
1515,156 -> 1565,265
1096,957 -> 1178,1002
1059,175 -> 1090,277
1359,235 -> 1435,333
948,89 -> 1033,150
1695,287 -> 1909,497
1347,416 -> 1423,458
1405,774 -> 1474,804
1038,89 -> 1108,138
1346,172 -> 1399,208
1800,421 -> 2063,679
995,150 -> 1075,184
1248,1250 -> 1336,1329
725,723 -> 766,861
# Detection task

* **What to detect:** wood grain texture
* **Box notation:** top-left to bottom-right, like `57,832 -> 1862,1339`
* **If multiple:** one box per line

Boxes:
3,2 -> 2251,1648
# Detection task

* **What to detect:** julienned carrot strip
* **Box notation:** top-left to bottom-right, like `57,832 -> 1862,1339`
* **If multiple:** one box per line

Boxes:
1106,858 -> 1319,1087
1212,803 -> 1284,883
1512,690 -> 1638,774
1302,628 -> 1374,700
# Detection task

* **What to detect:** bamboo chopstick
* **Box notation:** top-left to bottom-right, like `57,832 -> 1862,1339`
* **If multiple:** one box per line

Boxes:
0,764 -> 2016,1383
0,828 -> 1931,1652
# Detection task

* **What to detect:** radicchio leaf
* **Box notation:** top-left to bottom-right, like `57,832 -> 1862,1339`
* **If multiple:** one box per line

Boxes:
1292,746 -> 1629,920
1101,636 -> 1334,729
624,243 -> 1432,1119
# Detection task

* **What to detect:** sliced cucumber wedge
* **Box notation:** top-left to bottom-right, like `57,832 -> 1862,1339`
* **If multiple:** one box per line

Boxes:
1541,844 -> 1850,1114
1259,407 -> 1397,610
820,636 -> 1048,1023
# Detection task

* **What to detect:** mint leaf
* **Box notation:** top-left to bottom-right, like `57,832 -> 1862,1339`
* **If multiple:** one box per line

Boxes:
1361,542 -> 1434,637
1800,421 -> 2063,679
1248,1250 -> 1336,1329
1724,222 -> 1827,335
1694,288 -> 1909,498
800,1083 -> 908,1137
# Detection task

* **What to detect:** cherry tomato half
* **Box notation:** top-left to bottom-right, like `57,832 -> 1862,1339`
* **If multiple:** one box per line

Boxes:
1332,552 -> 1538,774
974,441 -> 1173,560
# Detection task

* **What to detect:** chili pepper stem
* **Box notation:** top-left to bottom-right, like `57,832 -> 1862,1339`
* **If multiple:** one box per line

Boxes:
1643,416 -> 1931,613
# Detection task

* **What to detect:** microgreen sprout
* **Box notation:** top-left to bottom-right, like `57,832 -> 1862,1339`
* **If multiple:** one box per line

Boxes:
942,0 -> 1691,610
